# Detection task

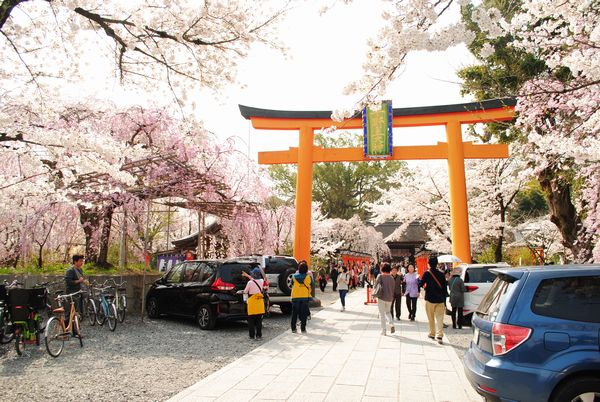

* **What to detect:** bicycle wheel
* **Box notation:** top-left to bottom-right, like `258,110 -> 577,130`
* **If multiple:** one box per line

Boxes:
117,295 -> 126,323
44,317 -> 64,358
87,299 -> 97,326
96,302 -> 106,326
107,303 -> 117,331
73,315 -> 83,347
14,329 -> 24,356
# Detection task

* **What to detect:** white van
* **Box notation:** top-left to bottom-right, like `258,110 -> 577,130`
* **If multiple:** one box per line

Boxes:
458,262 -> 510,324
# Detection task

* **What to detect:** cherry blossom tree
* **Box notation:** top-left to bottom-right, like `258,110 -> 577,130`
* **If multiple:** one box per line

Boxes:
1,0 -> 288,103
335,0 -> 599,262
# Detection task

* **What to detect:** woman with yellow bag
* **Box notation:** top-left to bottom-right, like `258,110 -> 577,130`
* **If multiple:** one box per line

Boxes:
242,267 -> 265,340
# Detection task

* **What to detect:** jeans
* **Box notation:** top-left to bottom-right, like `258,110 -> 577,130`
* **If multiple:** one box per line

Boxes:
425,301 -> 445,338
406,296 -> 418,318
247,314 -> 263,338
291,300 -> 309,331
339,289 -> 348,307
451,306 -> 463,328
377,300 -> 394,332
390,294 -> 402,318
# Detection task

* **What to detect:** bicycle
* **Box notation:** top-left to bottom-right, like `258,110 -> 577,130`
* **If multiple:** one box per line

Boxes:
85,282 -> 98,326
94,284 -> 117,331
0,280 -> 18,344
109,279 -> 127,323
44,290 -> 84,357
8,286 -> 46,356
33,280 -> 63,319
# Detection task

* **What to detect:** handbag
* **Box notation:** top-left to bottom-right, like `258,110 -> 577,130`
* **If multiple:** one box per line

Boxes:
247,293 -> 265,315
372,277 -> 384,299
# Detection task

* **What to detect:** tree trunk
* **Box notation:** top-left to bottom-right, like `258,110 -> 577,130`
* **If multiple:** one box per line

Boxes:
494,205 -> 506,263
37,244 -> 43,269
538,168 -> 593,262
97,204 -> 115,267
78,205 -> 101,264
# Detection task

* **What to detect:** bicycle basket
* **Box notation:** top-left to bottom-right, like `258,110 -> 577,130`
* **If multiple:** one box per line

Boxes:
8,288 -> 46,319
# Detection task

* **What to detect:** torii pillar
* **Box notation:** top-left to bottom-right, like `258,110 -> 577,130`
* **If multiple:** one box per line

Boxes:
240,99 -> 516,265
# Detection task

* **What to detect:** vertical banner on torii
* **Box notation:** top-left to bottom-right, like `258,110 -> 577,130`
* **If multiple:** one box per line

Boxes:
363,100 -> 393,159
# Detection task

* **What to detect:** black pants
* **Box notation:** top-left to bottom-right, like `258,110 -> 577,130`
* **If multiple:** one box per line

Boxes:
332,278 -> 338,292
291,300 -> 309,331
406,296 -> 417,318
247,314 -> 263,338
319,279 -> 327,292
390,294 -> 402,318
451,306 -> 463,328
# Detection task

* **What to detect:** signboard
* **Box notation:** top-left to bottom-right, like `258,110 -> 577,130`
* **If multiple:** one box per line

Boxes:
363,100 -> 393,159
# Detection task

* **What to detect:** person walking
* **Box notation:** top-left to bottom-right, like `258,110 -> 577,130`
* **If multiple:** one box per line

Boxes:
421,256 -> 447,344
318,267 -> 327,293
390,265 -> 404,321
243,267 -> 265,340
337,266 -> 350,312
290,261 -> 312,334
448,267 -> 466,329
330,263 -> 339,292
373,263 -> 396,335
403,264 -> 420,321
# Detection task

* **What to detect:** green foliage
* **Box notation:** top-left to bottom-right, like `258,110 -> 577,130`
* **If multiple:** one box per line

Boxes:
0,262 -> 148,275
474,244 -> 498,263
268,131 -> 407,219
509,180 -> 549,224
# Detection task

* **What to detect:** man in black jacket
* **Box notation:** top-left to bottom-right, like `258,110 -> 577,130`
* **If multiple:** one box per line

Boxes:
421,256 -> 447,344
330,263 -> 339,292
65,254 -> 86,323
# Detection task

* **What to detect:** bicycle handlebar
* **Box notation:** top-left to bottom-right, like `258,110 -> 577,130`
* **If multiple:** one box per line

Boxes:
56,290 -> 84,301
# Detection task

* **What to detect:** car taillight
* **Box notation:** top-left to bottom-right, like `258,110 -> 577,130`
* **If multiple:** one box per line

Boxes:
211,278 -> 235,291
263,280 -> 269,291
465,285 -> 479,292
492,323 -> 531,356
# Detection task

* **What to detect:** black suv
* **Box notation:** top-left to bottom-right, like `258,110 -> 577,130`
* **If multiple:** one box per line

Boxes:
234,255 -> 299,315
145,259 -> 260,330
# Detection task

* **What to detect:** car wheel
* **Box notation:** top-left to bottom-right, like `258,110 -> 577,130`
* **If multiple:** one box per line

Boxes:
196,305 -> 216,330
551,377 -> 600,402
147,297 -> 160,319
278,268 -> 295,295
279,303 -> 292,315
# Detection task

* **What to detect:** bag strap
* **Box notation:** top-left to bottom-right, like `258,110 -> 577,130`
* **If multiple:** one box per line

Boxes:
250,279 -> 263,294
428,270 -> 443,289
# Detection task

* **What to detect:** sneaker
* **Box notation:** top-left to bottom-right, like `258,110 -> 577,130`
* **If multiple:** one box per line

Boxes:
340,307 -> 344,312
249,336 -> 255,340
301,330 -> 307,334
428,335 -> 435,340
437,337 -> 444,345
256,335 -> 262,340
343,306 -> 345,311
292,329 -> 297,333
390,326 -> 395,334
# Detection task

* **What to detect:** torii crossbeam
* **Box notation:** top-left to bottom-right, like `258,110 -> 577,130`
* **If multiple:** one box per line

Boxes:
240,98 -> 516,264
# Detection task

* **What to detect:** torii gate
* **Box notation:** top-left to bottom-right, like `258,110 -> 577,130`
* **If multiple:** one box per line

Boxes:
240,98 -> 516,264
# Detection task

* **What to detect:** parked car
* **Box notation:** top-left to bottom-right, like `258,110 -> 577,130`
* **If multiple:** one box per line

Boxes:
145,259 -> 257,330
235,255 -> 298,315
464,264 -> 600,402
458,262 -> 510,325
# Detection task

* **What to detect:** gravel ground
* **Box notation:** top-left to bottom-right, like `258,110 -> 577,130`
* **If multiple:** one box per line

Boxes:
0,285 -> 342,402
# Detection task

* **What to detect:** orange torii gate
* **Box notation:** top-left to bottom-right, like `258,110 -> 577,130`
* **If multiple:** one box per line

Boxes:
240,98 -> 516,265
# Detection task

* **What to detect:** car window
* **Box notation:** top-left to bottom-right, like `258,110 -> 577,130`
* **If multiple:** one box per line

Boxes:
219,263 -> 252,286
265,258 -> 298,273
531,275 -> 600,323
195,262 -> 216,285
465,267 -> 497,283
165,263 -> 185,283
477,275 -> 518,321
181,263 -> 199,283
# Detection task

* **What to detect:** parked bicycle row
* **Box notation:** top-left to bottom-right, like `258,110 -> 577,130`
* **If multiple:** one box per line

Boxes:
0,277 -> 128,358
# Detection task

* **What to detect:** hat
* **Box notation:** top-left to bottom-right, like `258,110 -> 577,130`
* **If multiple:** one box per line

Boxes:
250,267 -> 263,279
451,267 -> 462,275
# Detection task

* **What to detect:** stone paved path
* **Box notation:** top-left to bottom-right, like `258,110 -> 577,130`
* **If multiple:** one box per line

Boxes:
167,288 -> 481,402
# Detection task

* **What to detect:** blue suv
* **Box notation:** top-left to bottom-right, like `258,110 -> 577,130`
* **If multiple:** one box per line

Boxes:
464,265 -> 600,402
